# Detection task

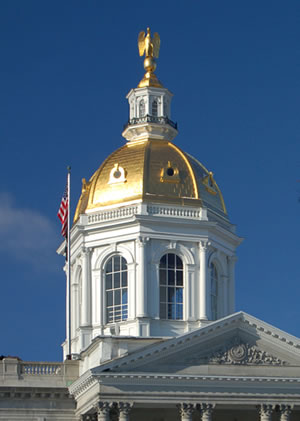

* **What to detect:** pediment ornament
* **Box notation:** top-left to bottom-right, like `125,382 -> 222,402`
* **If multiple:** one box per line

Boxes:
207,339 -> 287,366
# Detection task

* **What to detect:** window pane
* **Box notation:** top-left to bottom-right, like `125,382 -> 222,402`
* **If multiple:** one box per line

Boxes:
122,271 -> 127,287
168,304 -> 175,319
122,290 -> 128,305
160,286 -> 166,302
152,100 -> 158,117
106,259 -> 112,274
168,253 -> 175,269
168,270 -> 175,285
121,257 -> 127,270
106,274 -> 112,290
107,290 -> 113,306
114,256 -> 121,272
114,272 -> 120,289
176,255 -> 183,269
115,289 -> 121,305
176,270 -> 183,286
176,287 -> 183,303
168,287 -> 175,303
160,254 -> 167,268
160,269 -> 167,285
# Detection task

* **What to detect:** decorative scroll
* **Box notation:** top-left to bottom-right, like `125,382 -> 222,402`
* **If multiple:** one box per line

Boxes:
206,339 -> 287,366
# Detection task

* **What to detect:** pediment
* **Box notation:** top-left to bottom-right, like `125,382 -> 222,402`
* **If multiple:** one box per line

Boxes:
93,312 -> 300,377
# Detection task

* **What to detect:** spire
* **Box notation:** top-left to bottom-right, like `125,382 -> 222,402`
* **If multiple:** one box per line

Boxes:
137,27 -> 163,88
122,28 -> 177,143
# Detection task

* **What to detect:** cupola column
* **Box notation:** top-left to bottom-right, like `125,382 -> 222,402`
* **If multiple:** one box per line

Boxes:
199,241 -> 209,321
228,256 -> 237,314
81,247 -> 91,326
137,237 -> 148,318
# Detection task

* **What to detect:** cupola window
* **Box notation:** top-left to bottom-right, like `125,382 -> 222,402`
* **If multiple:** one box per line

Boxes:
159,253 -> 183,320
152,99 -> 158,117
139,99 -> 145,117
105,256 -> 128,323
211,263 -> 218,320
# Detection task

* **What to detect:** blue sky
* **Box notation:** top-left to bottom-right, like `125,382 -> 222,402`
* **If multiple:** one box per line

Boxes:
0,1 -> 299,361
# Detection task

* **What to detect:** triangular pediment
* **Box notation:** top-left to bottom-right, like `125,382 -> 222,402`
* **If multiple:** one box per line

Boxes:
93,312 -> 300,377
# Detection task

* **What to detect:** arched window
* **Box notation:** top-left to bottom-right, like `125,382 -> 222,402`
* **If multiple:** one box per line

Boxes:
159,253 -> 183,320
139,99 -> 145,117
105,255 -> 128,323
152,99 -> 158,116
211,263 -> 218,320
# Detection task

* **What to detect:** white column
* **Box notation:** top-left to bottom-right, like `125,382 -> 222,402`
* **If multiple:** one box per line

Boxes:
200,403 -> 214,421
199,241 -> 209,320
259,404 -> 273,421
222,275 -> 229,317
81,248 -> 91,326
118,402 -> 132,421
280,405 -> 292,421
187,265 -> 195,321
177,403 -> 195,421
153,263 -> 160,318
228,255 -> 237,314
137,237 -> 147,317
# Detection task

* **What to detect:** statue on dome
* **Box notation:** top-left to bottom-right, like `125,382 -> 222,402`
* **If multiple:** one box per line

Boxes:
137,28 -> 162,88
138,27 -> 160,58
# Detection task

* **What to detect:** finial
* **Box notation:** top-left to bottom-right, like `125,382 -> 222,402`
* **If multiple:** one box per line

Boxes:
137,28 -> 163,88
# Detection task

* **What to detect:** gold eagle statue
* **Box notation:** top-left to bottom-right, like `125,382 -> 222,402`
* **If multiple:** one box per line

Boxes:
138,27 -> 160,58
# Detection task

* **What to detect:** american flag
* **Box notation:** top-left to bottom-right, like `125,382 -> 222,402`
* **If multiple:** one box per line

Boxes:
57,182 -> 68,238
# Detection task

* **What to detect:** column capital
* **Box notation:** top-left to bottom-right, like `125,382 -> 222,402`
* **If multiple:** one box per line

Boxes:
228,255 -> 238,263
81,415 -> 97,421
280,404 -> 292,421
82,246 -> 92,256
177,403 -> 195,420
258,404 -> 273,420
199,403 -> 215,421
137,236 -> 150,246
199,240 -> 211,251
118,402 -> 133,419
95,401 -> 111,420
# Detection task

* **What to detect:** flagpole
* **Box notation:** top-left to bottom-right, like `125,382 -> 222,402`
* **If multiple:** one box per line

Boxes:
67,165 -> 71,358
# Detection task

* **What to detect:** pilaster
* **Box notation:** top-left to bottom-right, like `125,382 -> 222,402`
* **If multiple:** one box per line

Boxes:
199,241 -> 209,320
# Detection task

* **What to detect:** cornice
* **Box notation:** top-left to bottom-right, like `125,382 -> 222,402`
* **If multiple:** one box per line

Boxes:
96,372 -> 300,384
91,312 -> 300,373
68,370 -> 98,399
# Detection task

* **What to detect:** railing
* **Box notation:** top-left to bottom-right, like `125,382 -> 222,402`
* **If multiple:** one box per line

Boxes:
87,204 -> 206,225
123,115 -> 178,130
147,205 -> 201,219
88,206 -> 139,224
21,362 -> 63,375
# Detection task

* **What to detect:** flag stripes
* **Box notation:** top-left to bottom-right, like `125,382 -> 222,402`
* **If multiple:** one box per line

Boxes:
58,183 -> 68,238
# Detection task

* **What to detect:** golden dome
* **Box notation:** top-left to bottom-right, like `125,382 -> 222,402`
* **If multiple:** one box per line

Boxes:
74,139 -> 227,222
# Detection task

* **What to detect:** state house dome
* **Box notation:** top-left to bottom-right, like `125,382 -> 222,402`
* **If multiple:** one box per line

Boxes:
74,29 -> 227,223
74,140 -> 227,222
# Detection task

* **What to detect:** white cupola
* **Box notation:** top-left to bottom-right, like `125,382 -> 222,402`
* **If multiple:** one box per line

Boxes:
58,28 -> 242,361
